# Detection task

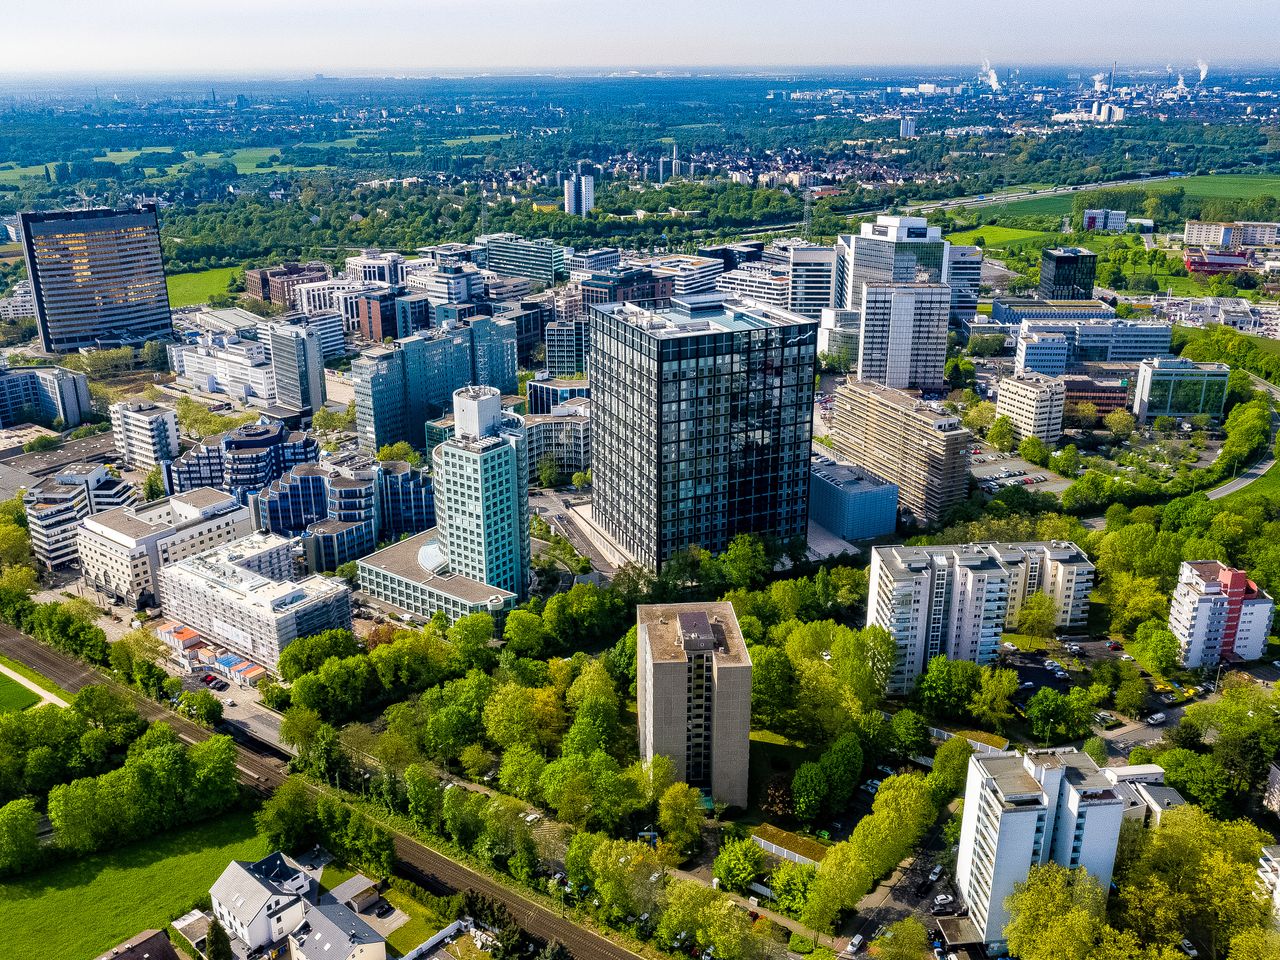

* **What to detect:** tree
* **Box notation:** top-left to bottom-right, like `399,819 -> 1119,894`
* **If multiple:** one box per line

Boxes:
1016,591 -> 1058,638
1082,735 -> 1108,766
0,797 -> 40,875
962,401 -> 997,434
1005,863 -> 1106,960
890,709 -> 929,759
1049,443 -> 1082,478
206,919 -> 234,960
657,782 -> 704,851
255,776 -> 319,851
791,762 -> 828,824
987,415 -> 1015,452
1105,409 -> 1137,440
141,465 -> 166,501
926,736 -> 973,803
376,441 -> 422,466
280,705 -> 324,753
917,656 -> 983,722
1019,436 -> 1051,466
179,689 -> 222,726
817,733 -> 864,811
536,453 -> 561,488
872,918 -> 930,960
712,837 -> 767,892
718,534 -> 771,590
969,667 -> 1019,731
277,629 -> 360,682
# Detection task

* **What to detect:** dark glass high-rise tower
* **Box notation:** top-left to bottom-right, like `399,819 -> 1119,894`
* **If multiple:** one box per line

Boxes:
1039,247 -> 1098,300
590,293 -> 817,571
20,205 -> 173,353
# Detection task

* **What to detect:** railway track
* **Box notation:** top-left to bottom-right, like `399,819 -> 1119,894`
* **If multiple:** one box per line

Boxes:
0,625 -> 642,960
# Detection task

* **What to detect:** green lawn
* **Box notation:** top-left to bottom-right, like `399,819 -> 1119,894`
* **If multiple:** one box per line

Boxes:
441,133 -> 512,147
1002,633 -> 1053,652
166,266 -> 239,308
0,652 -> 69,700
0,809 -> 266,960
0,673 -> 39,712
946,226 -> 1056,248
1217,461 -> 1280,506
1174,174 -> 1280,199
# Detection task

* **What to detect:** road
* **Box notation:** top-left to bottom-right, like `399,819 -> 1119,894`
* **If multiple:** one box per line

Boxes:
0,626 -> 642,960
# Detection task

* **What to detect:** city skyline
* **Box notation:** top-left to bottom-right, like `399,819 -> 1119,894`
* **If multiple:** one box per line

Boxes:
6,1 -> 1279,76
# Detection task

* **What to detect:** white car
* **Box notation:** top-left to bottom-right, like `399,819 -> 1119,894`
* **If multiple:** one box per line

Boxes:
1179,939 -> 1199,958
1003,642 -> 1018,651
861,779 -> 882,795
1120,654 -> 1135,662
1145,712 -> 1167,726
933,894 -> 954,907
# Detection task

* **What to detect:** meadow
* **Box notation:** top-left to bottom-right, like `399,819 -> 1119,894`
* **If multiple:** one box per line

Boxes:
0,672 -> 39,712
166,266 -> 239,307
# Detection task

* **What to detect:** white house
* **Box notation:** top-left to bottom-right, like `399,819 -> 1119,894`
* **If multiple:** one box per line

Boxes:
209,852 -> 311,950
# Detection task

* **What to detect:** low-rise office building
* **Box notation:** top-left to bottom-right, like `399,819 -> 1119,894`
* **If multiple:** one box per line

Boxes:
158,532 -> 352,673
166,420 -> 319,504
24,463 -> 137,570
526,378 -> 590,415
1132,356 -> 1230,422
78,487 -> 254,608
1015,317 -> 1172,377
525,399 -> 591,483
996,373 -> 1067,444
808,453 -> 898,541
169,334 -> 277,405
0,361 -> 92,429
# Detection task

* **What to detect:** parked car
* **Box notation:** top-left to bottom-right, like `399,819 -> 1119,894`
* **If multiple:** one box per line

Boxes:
1119,654 -> 1135,662
1178,939 -> 1199,958
933,894 -> 954,907
861,779 -> 882,795
1145,712 -> 1167,726
1108,641 -> 1123,651
929,864 -> 945,883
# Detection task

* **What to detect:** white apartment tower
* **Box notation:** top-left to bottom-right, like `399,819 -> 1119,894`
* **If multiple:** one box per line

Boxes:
564,173 -> 595,216
995,373 -> 1067,444
956,749 -> 1125,949
110,401 -> 179,470
1169,560 -> 1274,669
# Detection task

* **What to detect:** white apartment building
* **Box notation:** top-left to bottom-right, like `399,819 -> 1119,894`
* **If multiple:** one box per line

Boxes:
646,255 -> 724,296
0,279 -> 35,321
110,400 -> 179,470
1183,220 -> 1279,249
78,487 -> 254,608
168,334 -> 277,405
868,541 -> 1094,693
956,749 -> 1126,949
715,263 -> 791,308
996,373 -> 1066,444
1260,846 -> 1280,918
158,532 -> 352,672
344,251 -> 406,284
209,852 -> 310,951
1168,560 -> 1274,669
24,463 -> 137,570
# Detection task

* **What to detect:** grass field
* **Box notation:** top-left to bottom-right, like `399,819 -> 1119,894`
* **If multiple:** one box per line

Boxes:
166,266 -> 239,307
0,809 -> 266,960
0,653 -> 68,700
0,673 -> 39,712
441,133 -> 512,147
1175,174 -> 1280,199
945,226 -> 1055,248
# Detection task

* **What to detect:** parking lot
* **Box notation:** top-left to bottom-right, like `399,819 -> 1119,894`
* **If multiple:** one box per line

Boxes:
968,447 -> 1072,495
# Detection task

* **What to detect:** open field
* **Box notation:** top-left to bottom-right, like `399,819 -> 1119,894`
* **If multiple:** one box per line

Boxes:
1174,174 -> 1280,199
946,226 -> 1055,248
441,133 -> 512,147
0,672 -> 39,712
0,163 -> 47,185
166,266 -> 238,307
0,809 -> 266,960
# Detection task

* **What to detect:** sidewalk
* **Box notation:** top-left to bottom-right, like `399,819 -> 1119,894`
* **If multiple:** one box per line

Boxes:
0,661 -> 68,707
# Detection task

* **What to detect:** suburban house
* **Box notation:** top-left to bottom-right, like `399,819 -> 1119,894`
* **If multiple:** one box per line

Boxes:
289,901 -> 387,960
210,852 -> 313,950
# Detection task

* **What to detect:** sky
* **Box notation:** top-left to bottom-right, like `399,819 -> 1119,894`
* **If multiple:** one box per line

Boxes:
7,0 -> 1279,76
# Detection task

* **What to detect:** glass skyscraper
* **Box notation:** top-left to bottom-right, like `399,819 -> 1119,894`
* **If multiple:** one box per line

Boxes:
834,214 -> 949,310
20,206 -> 173,353
590,293 -> 817,571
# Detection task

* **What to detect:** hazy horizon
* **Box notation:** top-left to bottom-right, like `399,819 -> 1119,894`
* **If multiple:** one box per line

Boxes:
9,0 -> 1280,77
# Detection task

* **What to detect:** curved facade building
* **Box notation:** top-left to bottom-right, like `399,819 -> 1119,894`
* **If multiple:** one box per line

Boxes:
20,206 -> 173,353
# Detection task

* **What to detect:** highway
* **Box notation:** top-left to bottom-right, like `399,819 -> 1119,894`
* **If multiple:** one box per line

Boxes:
0,626 -> 642,960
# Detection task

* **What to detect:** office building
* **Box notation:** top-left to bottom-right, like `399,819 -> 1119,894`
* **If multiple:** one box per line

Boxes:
1184,220 -> 1280,249
563,173 -> 595,216
645,255 -> 724,296
1169,560 -> 1274,669
830,381 -> 970,525
715,263 -> 791,308
637,602 -> 752,808
20,206 -> 172,353
947,245 -> 983,324
432,386 -> 530,599
344,251 -> 406,285
244,262 -> 330,304
856,282 -> 951,392
110,401 -> 179,470
996,373 -> 1067,444
1082,209 -> 1128,233
254,455 -> 433,574
351,317 -> 518,450
166,420 -> 319,504
991,297 -> 1116,326
281,311 -> 346,360
404,261 -> 486,309
590,294 -> 816,571
769,240 -> 837,320
835,215 -> 948,311
78,487 -> 254,608
490,297 -> 552,364
1015,318 -> 1172,377
477,234 -> 567,286
355,286 -> 408,342
544,316 -> 592,376
580,267 -> 674,309
817,308 -> 860,366
1039,247 -> 1098,300
292,278 -> 378,318
956,749 -> 1125,949
567,247 -> 620,273
264,324 -> 325,418
525,399 -> 591,482
0,279 -> 35,322
0,361 -> 92,428
697,241 -> 764,272
169,334 -> 277,405
808,453 -> 898,541
868,541 -> 1094,692
158,532 -> 352,673
415,241 -> 487,269
1132,356 -> 1230,423
24,463 -> 137,570
1060,372 -> 1132,416
527,377 -> 591,415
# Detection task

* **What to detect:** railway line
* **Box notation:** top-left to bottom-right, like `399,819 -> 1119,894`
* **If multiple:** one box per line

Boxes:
0,625 -> 642,960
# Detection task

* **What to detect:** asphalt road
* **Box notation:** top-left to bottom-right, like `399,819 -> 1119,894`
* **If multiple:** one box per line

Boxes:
0,626 -> 643,960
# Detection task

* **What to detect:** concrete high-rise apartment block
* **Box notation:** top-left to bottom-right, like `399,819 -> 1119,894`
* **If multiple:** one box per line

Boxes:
24,463 -> 137,570
78,488 -> 254,608
589,294 -> 816,571
157,532 -> 352,673
1038,247 -> 1098,300
476,234 -> 567,286
834,215 -> 948,311
956,749 -> 1125,949
995,373 -> 1067,444
1183,220 -> 1279,249
899,116 -> 917,138
830,382 -> 970,525
110,401 -> 179,470
563,173 -> 595,216
20,206 -> 173,353
946,245 -> 983,325
1169,560 -> 1274,669
637,603 -> 752,809
868,541 -> 1093,693
267,323 -> 327,418
856,282 -> 951,393
1132,356 -> 1230,423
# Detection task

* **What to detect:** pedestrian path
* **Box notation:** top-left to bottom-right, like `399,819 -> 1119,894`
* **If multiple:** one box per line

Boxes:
0,661 -> 68,707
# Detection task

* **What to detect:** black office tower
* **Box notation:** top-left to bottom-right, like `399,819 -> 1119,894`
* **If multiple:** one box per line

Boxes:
1038,247 -> 1098,300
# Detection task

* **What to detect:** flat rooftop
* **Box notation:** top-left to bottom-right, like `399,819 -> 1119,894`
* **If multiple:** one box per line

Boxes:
358,529 -> 516,605
637,601 -> 749,665
596,293 -> 813,338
